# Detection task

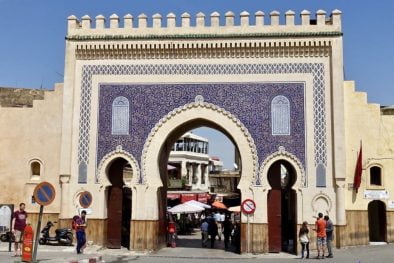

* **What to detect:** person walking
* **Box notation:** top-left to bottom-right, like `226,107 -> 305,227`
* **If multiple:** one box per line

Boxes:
314,212 -> 327,259
75,210 -> 87,254
214,211 -> 222,241
222,215 -> 232,250
11,203 -> 28,257
200,219 -> 209,247
324,215 -> 334,258
208,218 -> 218,248
299,221 -> 310,259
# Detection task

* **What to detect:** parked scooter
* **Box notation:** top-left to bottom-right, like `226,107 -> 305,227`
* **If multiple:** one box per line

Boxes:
0,231 -> 15,242
39,221 -> 73,246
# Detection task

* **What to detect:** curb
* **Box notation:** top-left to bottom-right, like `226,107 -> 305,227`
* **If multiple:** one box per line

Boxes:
69,256 -> 103,263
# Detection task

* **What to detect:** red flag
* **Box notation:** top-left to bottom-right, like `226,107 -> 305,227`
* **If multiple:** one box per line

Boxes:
353,142 -> 363,193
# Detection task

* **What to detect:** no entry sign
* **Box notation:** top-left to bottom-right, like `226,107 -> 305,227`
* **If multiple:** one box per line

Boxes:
33,182 -> 56,206
241,199 -> 256,214
79,191 -> 93,208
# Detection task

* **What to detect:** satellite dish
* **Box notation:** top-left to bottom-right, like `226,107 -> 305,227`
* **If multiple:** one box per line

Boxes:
233,163 -> 238,169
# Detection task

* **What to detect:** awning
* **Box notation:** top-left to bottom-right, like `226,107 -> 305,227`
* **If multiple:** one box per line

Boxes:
181,193 -> 197,203
167,203 -> 205,214
185,200 -> 211,209
167,193 -> 181,200
228,206 -> 240,212
212,201 -> 228,210
167,164 -> 177,170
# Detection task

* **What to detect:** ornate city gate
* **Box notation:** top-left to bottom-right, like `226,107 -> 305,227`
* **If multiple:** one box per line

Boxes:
58,9 -> 345,253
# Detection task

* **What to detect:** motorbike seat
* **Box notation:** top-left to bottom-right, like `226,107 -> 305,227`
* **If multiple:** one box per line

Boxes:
55,228 -> 71,233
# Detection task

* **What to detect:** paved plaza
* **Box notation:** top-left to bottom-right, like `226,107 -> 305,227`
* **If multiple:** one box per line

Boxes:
1,233 -> 393,263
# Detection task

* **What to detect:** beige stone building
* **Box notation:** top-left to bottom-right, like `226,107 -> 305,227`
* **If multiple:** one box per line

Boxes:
0,9 -> 393,254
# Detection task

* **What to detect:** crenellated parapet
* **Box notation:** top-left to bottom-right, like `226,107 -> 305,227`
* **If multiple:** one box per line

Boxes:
67,10 -> 342,39
66,10 -> 342,60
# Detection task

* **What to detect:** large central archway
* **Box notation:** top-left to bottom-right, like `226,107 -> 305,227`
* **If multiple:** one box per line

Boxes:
142,101 -> 258,251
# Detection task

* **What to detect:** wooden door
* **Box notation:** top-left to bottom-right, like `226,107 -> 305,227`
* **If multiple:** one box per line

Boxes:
267,162 -> 282,253
268,189 -> 281,252
106,158 -> 126,248
107,186 -> 123,248
368,201 -> 387,242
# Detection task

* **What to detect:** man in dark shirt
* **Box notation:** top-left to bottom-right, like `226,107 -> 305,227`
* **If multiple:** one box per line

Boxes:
76,210 -> 87,254
324,215 -> 334,258
12,203 -> 28,257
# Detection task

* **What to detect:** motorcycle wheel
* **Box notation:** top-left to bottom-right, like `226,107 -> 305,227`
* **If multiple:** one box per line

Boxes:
65,233 -> 73,246
0,234 -> 8,242
39,238 -> 47,245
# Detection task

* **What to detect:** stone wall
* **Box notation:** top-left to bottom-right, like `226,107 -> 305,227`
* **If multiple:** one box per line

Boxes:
0,84 -> 63,214
0,87 -> 45,107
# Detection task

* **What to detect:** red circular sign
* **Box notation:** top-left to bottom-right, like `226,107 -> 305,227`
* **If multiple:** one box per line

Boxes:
33,182 -> 56,206
241,199 -> 256,214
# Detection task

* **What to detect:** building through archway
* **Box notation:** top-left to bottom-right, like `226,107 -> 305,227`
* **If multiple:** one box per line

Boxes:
158,121 -> 241,251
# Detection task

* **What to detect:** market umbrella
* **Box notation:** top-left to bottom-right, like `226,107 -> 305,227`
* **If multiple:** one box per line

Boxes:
228,206 -> 240,212
211,201 -> 227,210
167,203 -> 205,214
185,200 -> 211,209
167,164 -> 177,170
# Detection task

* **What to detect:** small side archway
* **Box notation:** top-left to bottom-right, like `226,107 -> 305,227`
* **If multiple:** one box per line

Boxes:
259,147 -> 305,254
96,147 -> 140,249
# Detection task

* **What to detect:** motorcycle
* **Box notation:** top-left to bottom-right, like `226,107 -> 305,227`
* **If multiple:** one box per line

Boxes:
39,221 -> 73,246
0,231 -> 15,242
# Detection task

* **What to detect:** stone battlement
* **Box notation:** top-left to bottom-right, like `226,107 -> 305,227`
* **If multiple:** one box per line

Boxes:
67,10 -> 342,39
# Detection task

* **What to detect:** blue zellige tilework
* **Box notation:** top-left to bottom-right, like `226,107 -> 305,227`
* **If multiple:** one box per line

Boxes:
97,83 -> 306,183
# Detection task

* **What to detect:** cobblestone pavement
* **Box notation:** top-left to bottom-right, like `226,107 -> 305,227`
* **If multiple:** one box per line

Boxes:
1,237 -> 393,262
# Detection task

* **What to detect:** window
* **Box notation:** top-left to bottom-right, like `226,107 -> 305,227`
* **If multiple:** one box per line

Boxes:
112,96 -> 130,135
29,160 -> 42,181
370,166 -> 382,186
271,95 -> 290,135
31,162 -> 41,176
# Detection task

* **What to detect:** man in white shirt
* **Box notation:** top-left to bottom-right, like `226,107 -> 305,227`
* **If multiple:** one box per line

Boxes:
215,211 -> 223,241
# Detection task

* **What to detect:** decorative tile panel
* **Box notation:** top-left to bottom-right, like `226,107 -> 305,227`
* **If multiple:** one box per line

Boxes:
76,63 -> 327,184
97,83 -> 305,185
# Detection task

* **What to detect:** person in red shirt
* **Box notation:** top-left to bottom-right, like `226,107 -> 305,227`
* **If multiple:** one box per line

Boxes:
12,203 -> 28,257
314,212 -> 327,259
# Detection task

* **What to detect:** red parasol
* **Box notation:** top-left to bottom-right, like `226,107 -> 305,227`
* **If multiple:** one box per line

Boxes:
211,201 -> 227,210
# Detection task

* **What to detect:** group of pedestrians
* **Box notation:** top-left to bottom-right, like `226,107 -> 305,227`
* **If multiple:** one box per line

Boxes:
299,212 -> 334,259
200,211 -> 240,252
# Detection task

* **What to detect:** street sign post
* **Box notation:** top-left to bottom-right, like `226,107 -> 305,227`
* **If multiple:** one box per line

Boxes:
241,199 -> 256,214
32,182 -> 56,263
241,199 -> 256,253
79,191 -> 93,209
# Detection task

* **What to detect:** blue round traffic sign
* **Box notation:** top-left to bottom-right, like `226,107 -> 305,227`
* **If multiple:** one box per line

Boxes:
79,191 -> 93,208
33,182 -> 56,206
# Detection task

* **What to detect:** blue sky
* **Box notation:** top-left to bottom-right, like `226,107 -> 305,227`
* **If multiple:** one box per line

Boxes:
0,0 -> 393,168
